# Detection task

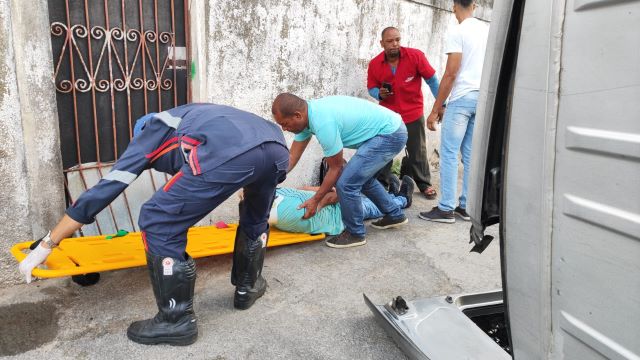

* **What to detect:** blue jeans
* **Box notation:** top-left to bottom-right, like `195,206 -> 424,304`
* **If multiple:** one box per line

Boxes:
438,91 -> 478,212
362,194 -> 407,220
336,125 -> 408,237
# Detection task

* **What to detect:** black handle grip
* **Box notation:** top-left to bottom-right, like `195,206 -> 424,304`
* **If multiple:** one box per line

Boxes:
29,239 -> 42,250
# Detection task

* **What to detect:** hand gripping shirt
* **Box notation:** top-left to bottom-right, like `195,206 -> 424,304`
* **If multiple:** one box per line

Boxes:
270,188 -> 344,236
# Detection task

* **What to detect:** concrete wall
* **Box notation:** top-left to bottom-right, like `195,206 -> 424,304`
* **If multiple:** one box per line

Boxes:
0,0 -> 65,286
192,0 -> 491,187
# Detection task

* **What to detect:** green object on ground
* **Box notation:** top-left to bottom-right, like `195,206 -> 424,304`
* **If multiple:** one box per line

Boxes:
391,159 -> 401,176
106,229 -> 129,240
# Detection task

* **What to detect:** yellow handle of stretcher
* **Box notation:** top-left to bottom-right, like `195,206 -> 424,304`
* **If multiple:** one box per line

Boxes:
11,241 -> 148,278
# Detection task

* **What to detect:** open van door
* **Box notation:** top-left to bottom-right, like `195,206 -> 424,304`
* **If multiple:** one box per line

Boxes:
366,0 -> 640,358
364,0 -> 524,358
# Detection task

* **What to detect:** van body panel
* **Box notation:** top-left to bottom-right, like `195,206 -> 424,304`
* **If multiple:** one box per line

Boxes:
550,0 -> 640,357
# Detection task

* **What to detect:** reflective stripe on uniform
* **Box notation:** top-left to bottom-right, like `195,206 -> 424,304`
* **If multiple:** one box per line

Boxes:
163,170 -> 184,192
103,170 -> 137,184
141,231 -> 149,251
146,137 -> 179,159
155,112 -> 182,129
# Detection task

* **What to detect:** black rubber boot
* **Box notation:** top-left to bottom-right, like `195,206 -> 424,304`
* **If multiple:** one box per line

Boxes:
127,252 -> 198,346
231,227 -> 268,310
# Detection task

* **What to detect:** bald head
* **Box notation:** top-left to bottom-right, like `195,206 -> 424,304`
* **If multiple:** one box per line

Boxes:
381,26 -> 398,39
380,27 -> 401,59
271,93 -> 308,133
272,93 -> 306,117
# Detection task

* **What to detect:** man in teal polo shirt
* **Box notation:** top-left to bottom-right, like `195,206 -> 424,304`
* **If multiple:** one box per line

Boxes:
271,93 -> 409,248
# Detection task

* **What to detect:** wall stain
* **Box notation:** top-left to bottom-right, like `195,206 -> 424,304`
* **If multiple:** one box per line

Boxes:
281,14 -> 290,39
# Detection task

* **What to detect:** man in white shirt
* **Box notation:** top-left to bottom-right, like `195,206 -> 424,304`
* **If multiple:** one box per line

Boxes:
420,0 -> 488,223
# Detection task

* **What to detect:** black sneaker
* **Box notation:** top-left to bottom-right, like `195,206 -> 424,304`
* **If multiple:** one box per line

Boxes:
418,206 -> 455,223
325,231 -> 366,249
388,174 -> 401,195
454,206 -> 470,221
371,215 -> 408,229
398,176 -> 416,208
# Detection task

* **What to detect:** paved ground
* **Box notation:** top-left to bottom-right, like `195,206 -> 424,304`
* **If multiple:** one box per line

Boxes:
0,177 -> 501,360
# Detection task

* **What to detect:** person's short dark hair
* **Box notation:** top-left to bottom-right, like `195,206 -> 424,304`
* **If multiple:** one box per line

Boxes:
381,26 -> 398,39
272,93 -> 306,117
454,0 -> 474,8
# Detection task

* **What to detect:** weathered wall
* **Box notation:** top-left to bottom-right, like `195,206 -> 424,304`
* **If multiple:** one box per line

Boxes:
0,0 -> 30,286
192,0 -> 491,189
0,0 -> 64,286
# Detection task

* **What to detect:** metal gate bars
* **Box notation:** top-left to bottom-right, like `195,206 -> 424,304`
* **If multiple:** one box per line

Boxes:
49,0 -> 190,235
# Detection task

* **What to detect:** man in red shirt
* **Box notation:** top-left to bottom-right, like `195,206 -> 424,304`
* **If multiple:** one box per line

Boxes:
367,27 -> 441,199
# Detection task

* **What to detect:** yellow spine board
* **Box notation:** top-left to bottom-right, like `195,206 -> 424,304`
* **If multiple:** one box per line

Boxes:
11,224 -> 324,278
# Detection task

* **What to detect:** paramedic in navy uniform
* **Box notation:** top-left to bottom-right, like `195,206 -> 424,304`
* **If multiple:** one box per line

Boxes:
17,103 -> 289,346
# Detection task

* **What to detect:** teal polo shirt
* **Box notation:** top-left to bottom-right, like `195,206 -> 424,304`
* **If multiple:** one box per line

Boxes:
271,188 -> 344,236
293,96 -> 402,157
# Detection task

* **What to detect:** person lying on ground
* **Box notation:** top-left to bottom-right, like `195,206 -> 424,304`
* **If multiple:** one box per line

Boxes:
269,176 -> 415,245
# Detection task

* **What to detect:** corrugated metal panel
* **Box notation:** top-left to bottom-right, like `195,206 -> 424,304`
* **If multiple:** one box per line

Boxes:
551,0 -> 640,357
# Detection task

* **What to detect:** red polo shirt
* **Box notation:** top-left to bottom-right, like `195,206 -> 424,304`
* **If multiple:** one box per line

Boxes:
367,47 -> 436,124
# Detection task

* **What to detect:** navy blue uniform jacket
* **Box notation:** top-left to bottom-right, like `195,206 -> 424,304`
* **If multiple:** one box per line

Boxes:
66,103 -> 287,224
